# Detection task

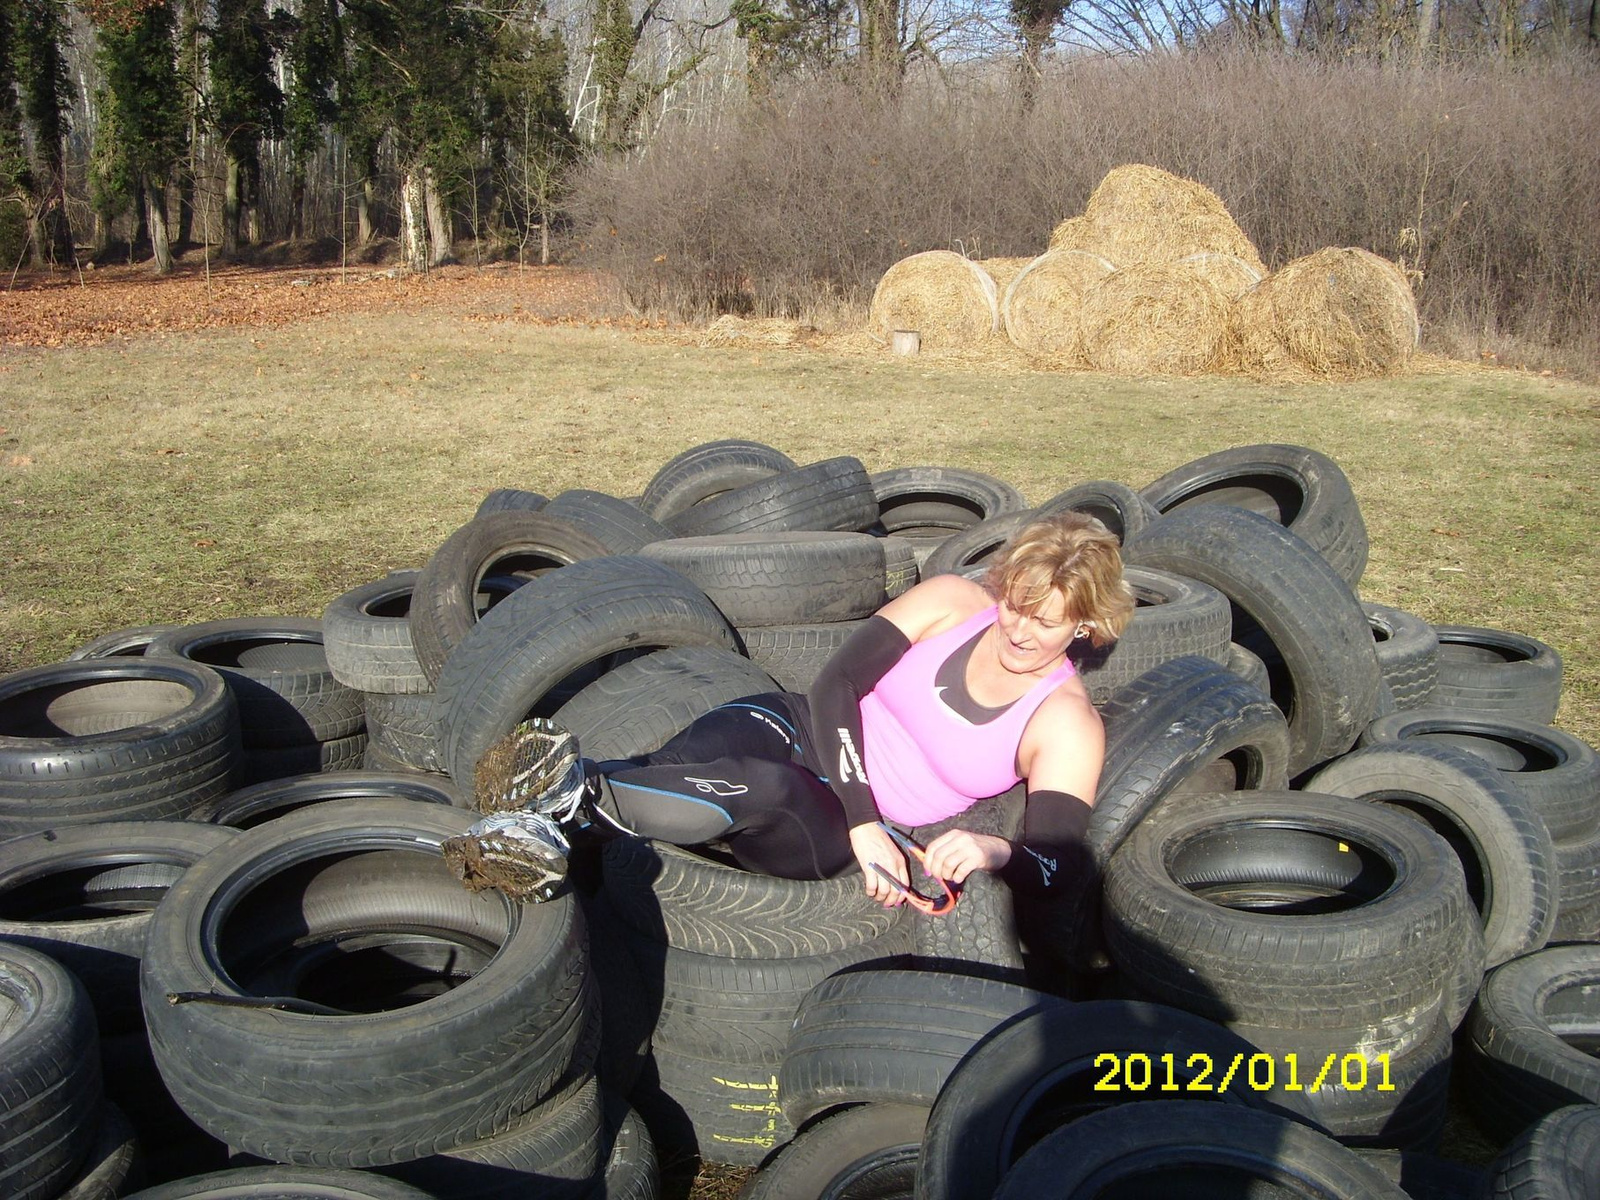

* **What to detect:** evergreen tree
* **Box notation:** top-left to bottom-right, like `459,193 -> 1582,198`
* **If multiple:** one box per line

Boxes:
284,0 -> 343,241
209,0 -> 283,257
16,0 -> 76,266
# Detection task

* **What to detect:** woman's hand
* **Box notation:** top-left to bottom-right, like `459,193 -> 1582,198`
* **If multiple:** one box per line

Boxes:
922,829 -> 1012,884
849,822 -> 909,907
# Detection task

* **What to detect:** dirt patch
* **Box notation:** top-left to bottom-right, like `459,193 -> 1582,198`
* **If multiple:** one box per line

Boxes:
0,259 -> 625,349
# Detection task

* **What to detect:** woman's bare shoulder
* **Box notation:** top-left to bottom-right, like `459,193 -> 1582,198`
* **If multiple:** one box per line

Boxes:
876,572 -> 993,641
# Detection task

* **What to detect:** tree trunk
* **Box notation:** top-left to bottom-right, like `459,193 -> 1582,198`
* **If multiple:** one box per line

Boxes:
132,180 -> 150,256
357,175 -> 375,245
176,174 -> 194,250
222,154 -> 242,260
1017,16 -> 1052,109
399,167 -> 427,273
146,176 -> 174,274
1417,0 -> 1439,50
858,0 -> 903,91
1588,0 -> 1597,44
289,166 -> 306,241
423,167 -> 453,266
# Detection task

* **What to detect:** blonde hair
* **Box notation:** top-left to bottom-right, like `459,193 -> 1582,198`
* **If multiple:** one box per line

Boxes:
982,510 -> 1135,647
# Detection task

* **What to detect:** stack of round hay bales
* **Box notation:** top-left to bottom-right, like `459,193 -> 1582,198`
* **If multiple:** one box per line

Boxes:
1227,246 -> 1420,379
867,250 -> 999,350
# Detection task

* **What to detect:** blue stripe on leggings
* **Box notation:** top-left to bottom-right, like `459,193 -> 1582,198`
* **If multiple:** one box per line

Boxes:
607,777 -> 732,823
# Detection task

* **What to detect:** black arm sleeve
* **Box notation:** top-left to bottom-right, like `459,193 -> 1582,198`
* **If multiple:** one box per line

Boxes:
807,615 -> 912,828
996,789 -> 1094,899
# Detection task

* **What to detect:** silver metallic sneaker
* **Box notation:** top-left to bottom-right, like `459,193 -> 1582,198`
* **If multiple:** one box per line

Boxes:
473,718 -> 585,822
441,811 -> 571,903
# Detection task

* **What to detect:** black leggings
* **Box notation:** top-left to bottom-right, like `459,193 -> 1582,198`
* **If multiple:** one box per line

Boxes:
594,693 -> 856,880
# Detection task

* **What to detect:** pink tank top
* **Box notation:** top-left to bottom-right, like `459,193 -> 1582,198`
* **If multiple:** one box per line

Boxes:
858,605 -> 1075,827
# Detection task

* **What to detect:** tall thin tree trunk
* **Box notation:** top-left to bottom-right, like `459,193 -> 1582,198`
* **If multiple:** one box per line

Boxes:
357,175 -> 375,245
289,165 -> 306,241
1417,0 -> 1439,50
176,175 -> 194,249
399,167 -> 427,273
423,167 -> 453,266
132,180 -> 150,255
146,176 -> 174,273
222,154 -> 242,259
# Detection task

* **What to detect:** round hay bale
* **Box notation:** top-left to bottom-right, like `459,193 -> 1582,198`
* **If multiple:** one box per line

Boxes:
1177,252 -> 1262,300
1048,164 -> 1265,276
1227,247 -> 1419,380
1000,249 -> 1117,362
869,251 -> 999,349
976,257 -> 1034,295
1078,262 -> 1231,376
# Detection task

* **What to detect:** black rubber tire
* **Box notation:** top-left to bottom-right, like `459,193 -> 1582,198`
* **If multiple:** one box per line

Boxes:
1432,625 -> 1564,725
641,533 -> 887,626
1364,602 -> 1440,712
868,467 -> 1028,536
0,658 -> 241,835
56,1100 -> 141,1200
593,1100 -> 660,1200
1551,824 -> 1600,942
376,1074 -> 605,1200
361,691 -> 444,775
67,624 -> 180,659
880,536 -> 919,600
635,1041 -> 795,1168
1033,479 -> 1162,544
1354,1148 -> 1490,1200
122,1166 -> 438,1199
664,457 -> 879,538
1123,505 -> 1381,775
0,820 -> 237,1034
543,489 -> 675,554
410,511 -> 614,685
139,799 -> 593,1167
905,790 -> 1026,983
1487,1103 -> 1600,1200
777,967 -> 1060,1126
980,1101 -> 1407,1200
1464,945 -> 1600,1137
234,730 -> 367,788
920,510 -> 1036,577
1362,708 -> 1600,844
0,944 -> 103,1200
1073,566 -> 1233,706
1103,791 -> 1472,1031
627,924 -> 913,1061
1226,640 -> 1271,694
1137,442 -> 1370,586
433,556 -> 739,788
1307,741 -> 1558,969
148,618 -> 364,749
475,487 -> 549,517
1022,656 -> 1290,971
912,1001 -> 1325,1200
552,646 -> 778,761
738,621 -> 867,694
321,572 -> 430,696
601,837 -> 901,958
640,440 -> 797,522
737,1102 -> 926,1200
206,769 -> 466,828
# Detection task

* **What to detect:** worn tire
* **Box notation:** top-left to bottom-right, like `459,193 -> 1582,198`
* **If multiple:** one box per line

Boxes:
0,820 -> 237,1033
0,657 -> 241,835
665,457 -> 878,538
140,800 -> 593,1166
1364,602 -> 1440,712
67,625 -> 180,660
602,838 -> 900,958
321,572 -> 430,696
913,1002 -> 1325,1200
148,618 -> 364,749
640,440 -> 797,522
475,488 -> 549,517
1487,1103 -> 1600,1200
543,490 -> 674,554
433,556 -> 739,788
122,1166 -> 437,1199
1103,791 -> 1472,1032
1138,442 -> 1369,586
640,533 -> 887,626
1124,505 -> 1381,775
868,467 -> 1028,537
737,1103 -> 926,1200
1034,479 -> 1161,544
905,790 -> 1026,982
362,691 -> 444,774
920,510 -> 1036,577
1073,566 -> 1232,706
410,512 -> 614,685
206,769 -> 465,828
634,1041 -> 794,1168
1432,625 -> 1563,725
738,622 -> 866,694
1308,741 -> 1557,969
1362,708 -> 1600,844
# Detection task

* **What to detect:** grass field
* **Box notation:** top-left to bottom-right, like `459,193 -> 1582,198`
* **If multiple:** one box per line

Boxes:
1,277 -> 1597,1194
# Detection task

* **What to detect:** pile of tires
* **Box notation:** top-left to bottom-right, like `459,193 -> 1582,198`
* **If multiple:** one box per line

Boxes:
1,438 -> 1596,1200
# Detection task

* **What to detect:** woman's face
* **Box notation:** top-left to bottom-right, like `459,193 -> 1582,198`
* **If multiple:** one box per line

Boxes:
995,589 -> 1077,675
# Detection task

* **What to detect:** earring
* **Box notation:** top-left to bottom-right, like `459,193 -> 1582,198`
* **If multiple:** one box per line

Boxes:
1074,625 -> 1091,640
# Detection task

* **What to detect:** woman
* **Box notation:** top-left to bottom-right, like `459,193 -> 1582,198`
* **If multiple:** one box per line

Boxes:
443,510 -> 1134,908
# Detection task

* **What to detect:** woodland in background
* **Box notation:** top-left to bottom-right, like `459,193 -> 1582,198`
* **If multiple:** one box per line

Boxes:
1,0 -> 1596,366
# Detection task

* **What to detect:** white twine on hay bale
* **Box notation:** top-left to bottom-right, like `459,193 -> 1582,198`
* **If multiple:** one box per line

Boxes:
1227,247 -> 1420,380
1049,164 -> 1266,277
1177,252 -> 1263,300
1000,249 -> 1117,362
976,257 -> 1035,296
868,251 -> 1000,351
1078,261 -> 1232,376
